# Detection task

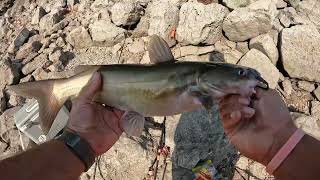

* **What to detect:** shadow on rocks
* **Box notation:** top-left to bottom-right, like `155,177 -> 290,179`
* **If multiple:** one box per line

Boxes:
172,105 -> 240,179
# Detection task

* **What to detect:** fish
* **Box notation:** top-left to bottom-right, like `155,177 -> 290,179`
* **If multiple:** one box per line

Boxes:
9,35 -> 269,136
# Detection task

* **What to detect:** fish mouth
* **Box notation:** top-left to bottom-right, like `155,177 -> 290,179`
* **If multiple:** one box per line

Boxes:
255,76 -> 269,90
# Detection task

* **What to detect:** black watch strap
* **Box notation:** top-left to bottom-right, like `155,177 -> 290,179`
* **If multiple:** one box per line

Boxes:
56,130 -> 95,171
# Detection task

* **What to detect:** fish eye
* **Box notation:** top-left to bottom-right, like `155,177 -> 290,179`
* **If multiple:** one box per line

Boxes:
238,69 -> 246,76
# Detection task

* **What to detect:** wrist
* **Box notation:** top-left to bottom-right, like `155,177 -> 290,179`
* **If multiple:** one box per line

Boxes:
262,122 -> 297,166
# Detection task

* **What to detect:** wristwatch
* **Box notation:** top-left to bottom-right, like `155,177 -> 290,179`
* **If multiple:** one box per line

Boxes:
56,130 -> 95,171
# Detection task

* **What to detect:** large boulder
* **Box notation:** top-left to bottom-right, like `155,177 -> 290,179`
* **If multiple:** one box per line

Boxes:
89,20 -> 126,47
280,25 -> 320,82
296,0 -> 320,31
238,49 -> 280,88
147,0 -> 179,47
223,0 -> 277,42
176,2 -> 229,46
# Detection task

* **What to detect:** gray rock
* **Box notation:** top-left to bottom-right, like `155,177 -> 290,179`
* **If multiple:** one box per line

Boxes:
111,2 -> 143,26
14,28 -> 30,49
281,25 -> 320,82
268,29 -> 279,45
236,41 -> 249,54
66,26 -> 92,49
176,2 -> 229,46
89,20 -> 126,46
249,34 -> 279,65
276,0 -> 287,8
223,0 -> 277,42
0,59 -> 20,90
90,0 -> 109,10
297,81 -> 315,92
285,0 -> 300,8
278,7 -> 306,28
126,38 -> 145,54
222,0 -> 257,9
0,107 -> 20,138
313,87 -> 320,101
22,54 -> 49,75
0,91 -> 6,114
238,49 -> 280,88
213,39 -> 243,64
281,79 -> 293,96
39,12 -> 62,33
16,36 -> 42,60
31,6 -> 46,25
44,20 -> 68,37
297,0 -> 320,31
147,0 -> 179,47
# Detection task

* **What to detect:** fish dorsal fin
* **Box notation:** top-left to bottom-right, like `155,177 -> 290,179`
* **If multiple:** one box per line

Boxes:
148,35 -> 174,64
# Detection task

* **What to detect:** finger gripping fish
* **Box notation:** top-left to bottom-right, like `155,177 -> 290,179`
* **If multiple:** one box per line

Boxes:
9,35 -> 268,135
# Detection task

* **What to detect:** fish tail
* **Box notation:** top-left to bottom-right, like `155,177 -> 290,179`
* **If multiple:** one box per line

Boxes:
8,79 -> 68,134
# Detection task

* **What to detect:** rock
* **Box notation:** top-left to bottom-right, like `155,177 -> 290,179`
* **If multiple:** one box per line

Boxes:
281,25 -> 320,82
0,59 -> 20,90
13,28 -> 30,49
236,42 -> 249,54
278,7 -> 305,28
90,0 -> 109,10
44,20 -> 68,37
223,0 -> 277,42
19,75 -> 34,83
293,114 -> 320,140
285,0 -> 300,8
0,107 -> 29,158
238,49 -> 280,88
210,38 -> 243,64
126,39 -> 145,54
313,87 -> 320,101
272,18 -> 284,32
5,89 -> 25,108
89,20 -> 126,47
268,29 -> 279,45
172,45 -> 215,58
39,12 -> 62,33
131,16 -> 149,38
31,6 -> 46,25
0,91 -> 6,114
297,0 -> 320,31
276,0 -> 287,8
297,81 -> 315,92
197,0 -> 218,5
111,2 -> 143,26
281,79 -> 293,96
66,26 -> 92,49
22,54 -> 49,75
15,36 -> 42,60
249,34 -> 279,65
49,49 -> 64,63
0,18 -> 8,40
222,0 -> 257,10
176,2 -> 229,46
311,101 -> 320,117
147,0 -> 179,47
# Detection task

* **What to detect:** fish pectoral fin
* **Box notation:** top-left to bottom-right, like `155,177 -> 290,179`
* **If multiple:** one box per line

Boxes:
120,111 -> 145,137
188,86 -> 214,120
148,35 -> 175,64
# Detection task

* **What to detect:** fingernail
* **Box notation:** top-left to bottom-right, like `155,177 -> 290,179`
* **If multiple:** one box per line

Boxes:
238,98 -> 250,105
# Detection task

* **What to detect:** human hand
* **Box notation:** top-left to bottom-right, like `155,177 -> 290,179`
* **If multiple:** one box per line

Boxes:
67,72 -> 124,156
219,89 -> 297,165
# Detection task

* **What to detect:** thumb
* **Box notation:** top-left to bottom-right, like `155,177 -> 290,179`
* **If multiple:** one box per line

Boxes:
78,72 -> 102,103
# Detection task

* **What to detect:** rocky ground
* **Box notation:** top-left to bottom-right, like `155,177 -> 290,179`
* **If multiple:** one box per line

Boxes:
1,0 -> 320,179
